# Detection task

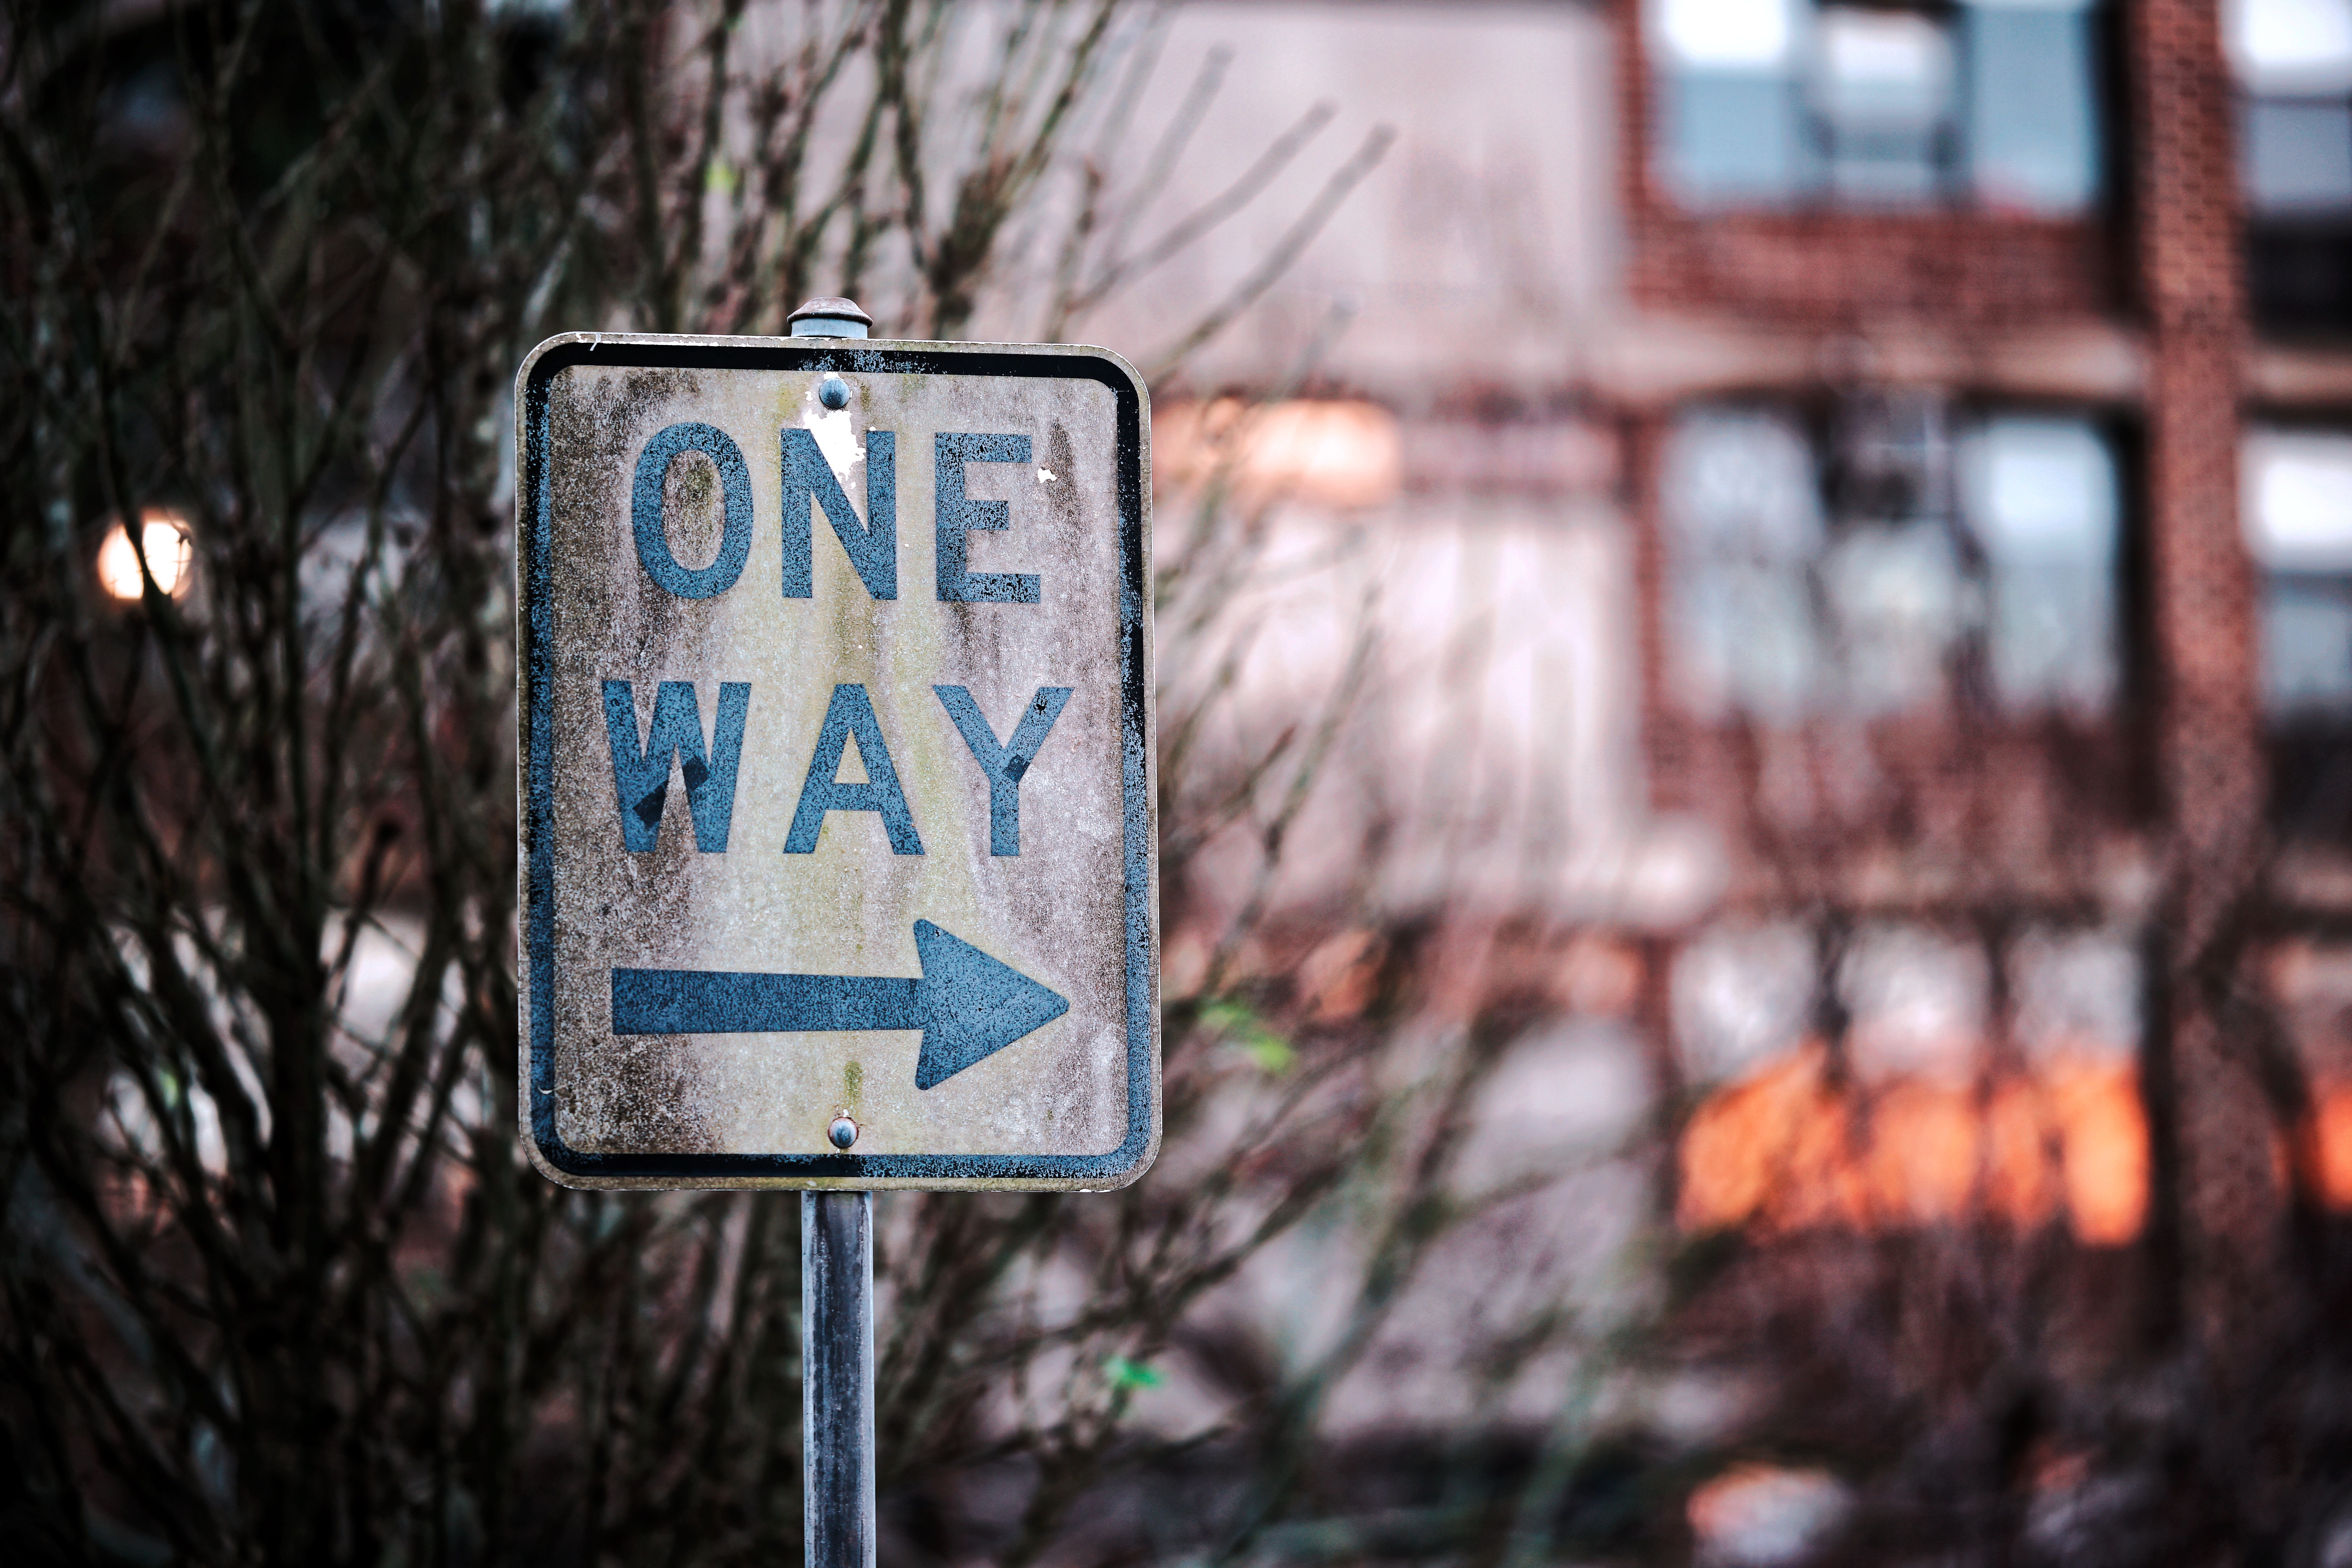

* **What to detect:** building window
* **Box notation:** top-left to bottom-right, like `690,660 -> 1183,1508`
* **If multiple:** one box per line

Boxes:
2230,0 -> 2352,336
1671,919 -> 2145,1240
1662,397 -> 2121,721
1814,4 -> 1961,203
1649,0 -> 2103,213
2247,427 -> 2352,717
2247,426 -> 2352,835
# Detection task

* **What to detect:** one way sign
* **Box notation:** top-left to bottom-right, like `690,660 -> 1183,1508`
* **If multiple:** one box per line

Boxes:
517,332 -> 1157,1189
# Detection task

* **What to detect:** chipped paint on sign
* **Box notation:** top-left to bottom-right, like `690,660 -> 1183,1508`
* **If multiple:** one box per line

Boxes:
515,334 -> 1156,1189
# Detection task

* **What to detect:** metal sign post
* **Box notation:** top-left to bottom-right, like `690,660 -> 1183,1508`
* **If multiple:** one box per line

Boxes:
803,1188 -> 873,1568
797,302 -> 880,1568
515,298 -> 1158,1568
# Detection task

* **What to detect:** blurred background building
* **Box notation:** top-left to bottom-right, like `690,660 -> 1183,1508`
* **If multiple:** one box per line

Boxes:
1101,0 -> 2352,1239
1080,1 -> 2352,1550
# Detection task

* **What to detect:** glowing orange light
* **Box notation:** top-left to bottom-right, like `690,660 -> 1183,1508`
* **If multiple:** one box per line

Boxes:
2296,1085 -> 2352,1211
1153,399 -> 1403,511
2046,1062 -> 2148,1244
97,510 -> 194,601
1677,1045 -> 2149,1243
1688,1463 -> 1850,1565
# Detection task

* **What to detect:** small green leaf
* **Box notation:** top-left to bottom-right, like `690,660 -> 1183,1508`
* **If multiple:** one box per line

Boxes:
1201,999 -> 1294,1074
705,158 -> 739,196
1240,1033 -> 1294,1073
1103,1355 -> 1163,1392
1198,1000 -> 1250,1031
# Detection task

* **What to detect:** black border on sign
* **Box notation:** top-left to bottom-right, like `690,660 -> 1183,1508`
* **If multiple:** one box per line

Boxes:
519,338 -> 1153,1185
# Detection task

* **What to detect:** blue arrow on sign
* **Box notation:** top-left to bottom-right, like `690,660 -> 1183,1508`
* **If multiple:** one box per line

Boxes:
610,919 -> 1070,1089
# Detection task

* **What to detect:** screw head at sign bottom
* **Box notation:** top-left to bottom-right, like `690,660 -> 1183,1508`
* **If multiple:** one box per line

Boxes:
828,1114 -> 859,1151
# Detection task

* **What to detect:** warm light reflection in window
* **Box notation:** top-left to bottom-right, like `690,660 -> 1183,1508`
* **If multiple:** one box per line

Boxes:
1677,1045 -> 2149,1243
2307,1090 -> 2352,1205
1152,399 -> 1402,512
1682,1051 -> 2352,1239
96,510 -> 194,601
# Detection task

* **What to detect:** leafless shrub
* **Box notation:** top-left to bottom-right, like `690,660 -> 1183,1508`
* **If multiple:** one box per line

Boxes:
0,4 -> 1668,1566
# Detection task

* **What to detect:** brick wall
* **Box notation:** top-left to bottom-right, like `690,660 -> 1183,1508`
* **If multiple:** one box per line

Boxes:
1632,209 -> 2120,325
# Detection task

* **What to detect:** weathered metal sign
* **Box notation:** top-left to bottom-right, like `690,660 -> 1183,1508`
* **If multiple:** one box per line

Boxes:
516,333 -> 1156,1189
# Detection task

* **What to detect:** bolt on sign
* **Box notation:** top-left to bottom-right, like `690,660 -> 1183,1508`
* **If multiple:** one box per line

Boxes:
516,333 -> 1157,1189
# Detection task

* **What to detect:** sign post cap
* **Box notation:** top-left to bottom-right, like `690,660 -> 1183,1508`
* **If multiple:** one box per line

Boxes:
787,297 -> 874,338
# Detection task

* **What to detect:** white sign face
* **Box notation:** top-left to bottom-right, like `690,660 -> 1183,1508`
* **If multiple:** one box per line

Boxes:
516,334 -> 1156,1189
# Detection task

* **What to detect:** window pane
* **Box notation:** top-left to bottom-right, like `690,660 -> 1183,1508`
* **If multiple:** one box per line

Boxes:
1666,72 -> 1805,201
2245,428 -> 2352,569
1655,0 -> 1800,69
1821,129 -> 1945,203
1839,925 -> 1986,1081
1674,923 -> 1817,1082
2009,927 -> 2140,1065
1813,5 -> 1956,202
1668,405 -> 2123,722
2245,99 -> 2352,212
1816,7 -> 1955,122
1964,418 -> 2117,563
1959,417 -> 2121,714
2247,429 -> 2352,716
2228,0 -> 2352,93
1989,567 -> 2115,713
2249,223 -> 2352,335
1666,408 -> 1825,558
1964,3 -> 2102,212
1823,523 -> 1963,713
1663,409 -> 1825,719
1836,390 -> 1952,523
2265,580 -> 2352,713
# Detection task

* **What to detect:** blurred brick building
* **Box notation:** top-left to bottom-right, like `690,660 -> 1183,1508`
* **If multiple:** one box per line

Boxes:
1618,0 -> 2352,1336
1098,0 -> 2352,1341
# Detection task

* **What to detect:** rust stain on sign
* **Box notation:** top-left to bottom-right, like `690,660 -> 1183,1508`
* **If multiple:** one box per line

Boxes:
516,334 -> 1156,1190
